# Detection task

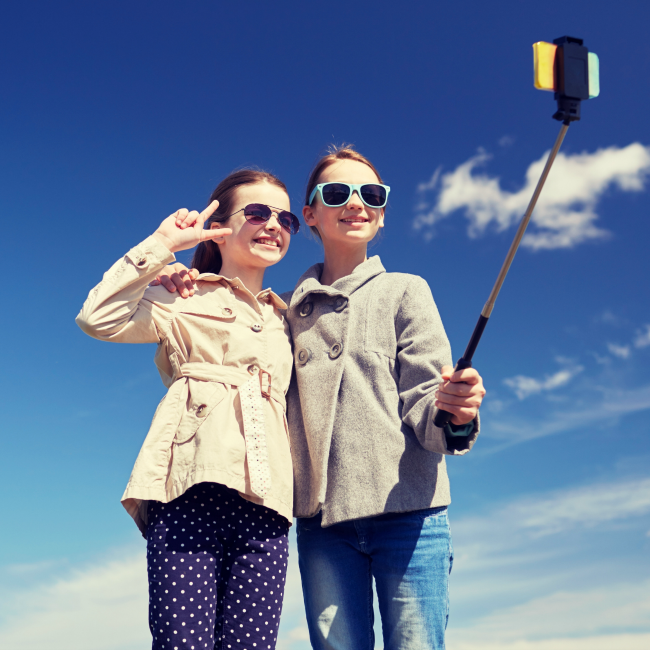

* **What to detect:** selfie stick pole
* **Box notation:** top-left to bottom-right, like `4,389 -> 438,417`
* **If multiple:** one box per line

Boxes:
433,120 -> 570,428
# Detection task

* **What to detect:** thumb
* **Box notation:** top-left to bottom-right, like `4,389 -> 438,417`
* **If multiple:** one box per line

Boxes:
440,365 -> 454,380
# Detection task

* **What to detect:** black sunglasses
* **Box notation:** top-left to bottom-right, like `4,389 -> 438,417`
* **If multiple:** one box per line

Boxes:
308,182 -> 391,208
226,203 -> 300,235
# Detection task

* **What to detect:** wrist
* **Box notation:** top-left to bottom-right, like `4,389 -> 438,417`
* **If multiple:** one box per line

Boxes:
152,231 -> 177,253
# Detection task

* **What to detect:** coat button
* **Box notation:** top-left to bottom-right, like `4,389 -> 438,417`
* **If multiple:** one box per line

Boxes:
299,302 -> 313,317
334,297 -> 348,312
247,364 -> 258,375
196,404 -> 207,417
329,343 -> 343,359
296,348 -> 311,365
251,324 -> 263,332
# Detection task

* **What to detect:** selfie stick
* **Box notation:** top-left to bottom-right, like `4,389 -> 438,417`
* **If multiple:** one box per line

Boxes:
434,36 -> 600,428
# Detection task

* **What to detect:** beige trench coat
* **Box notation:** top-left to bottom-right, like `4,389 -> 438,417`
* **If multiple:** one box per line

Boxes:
76,235 -> 294,534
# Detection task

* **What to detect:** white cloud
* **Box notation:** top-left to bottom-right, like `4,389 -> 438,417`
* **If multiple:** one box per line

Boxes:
448,581 -> 650,649
0,550 -> 149,650
485,382 -> 650,449
452,477 -> 650,561
414,143 -> 650,250
446,477 -> 650,650
634,324 -> 650,348
448,634 -> 650,650
504,361 -> 583,400
607,342 -> 631,359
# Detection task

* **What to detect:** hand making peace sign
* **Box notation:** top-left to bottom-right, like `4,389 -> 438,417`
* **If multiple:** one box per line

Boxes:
152,200 -> 232,254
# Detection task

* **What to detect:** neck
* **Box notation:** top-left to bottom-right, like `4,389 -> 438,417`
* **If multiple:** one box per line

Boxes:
320,241 -> 369,286
218,261 -> 266,295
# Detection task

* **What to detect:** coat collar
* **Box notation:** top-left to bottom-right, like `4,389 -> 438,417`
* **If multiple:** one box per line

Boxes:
290,256 -> 386,308
197,273 -> 287,311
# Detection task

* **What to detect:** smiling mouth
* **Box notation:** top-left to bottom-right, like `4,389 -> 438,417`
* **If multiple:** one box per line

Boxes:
341,217 -> 368,224
254,237 -> 281,248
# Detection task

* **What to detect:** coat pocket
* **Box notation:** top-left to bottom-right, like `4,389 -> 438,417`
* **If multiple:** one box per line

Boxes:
174,379 -> 228,444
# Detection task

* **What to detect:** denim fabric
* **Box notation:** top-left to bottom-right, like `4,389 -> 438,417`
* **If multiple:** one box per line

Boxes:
297,507 -> 453,650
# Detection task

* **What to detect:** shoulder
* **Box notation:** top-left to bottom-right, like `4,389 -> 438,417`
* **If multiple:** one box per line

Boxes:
371,272 -> 432,299
142,279 -> 227,311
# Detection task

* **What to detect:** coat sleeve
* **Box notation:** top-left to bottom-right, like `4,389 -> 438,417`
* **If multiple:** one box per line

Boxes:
395,275 -> 479,455
75,235 -> 176,344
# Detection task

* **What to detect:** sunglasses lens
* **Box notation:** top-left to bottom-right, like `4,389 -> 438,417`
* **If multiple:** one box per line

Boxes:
360,184 -> 387,207
278,213 -> 300,235
244,204 -> 270,224
321,183 -> 351,207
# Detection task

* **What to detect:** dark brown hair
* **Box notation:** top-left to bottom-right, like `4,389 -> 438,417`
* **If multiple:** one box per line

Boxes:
304,144 -> 384,241
191,169 -> 288,274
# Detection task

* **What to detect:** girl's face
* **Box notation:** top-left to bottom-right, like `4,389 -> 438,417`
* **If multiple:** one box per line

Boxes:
303,159 -> 385,247
212,182 -> 292,270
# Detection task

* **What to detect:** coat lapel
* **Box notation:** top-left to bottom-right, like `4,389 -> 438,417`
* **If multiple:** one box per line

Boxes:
289,256 -> 386,308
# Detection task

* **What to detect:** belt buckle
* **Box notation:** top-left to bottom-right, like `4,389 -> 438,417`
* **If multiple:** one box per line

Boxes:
259,369 -> 272,399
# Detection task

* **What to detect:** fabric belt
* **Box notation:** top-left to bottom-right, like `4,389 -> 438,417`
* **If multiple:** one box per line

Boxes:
178,362 -> 282,498
178,362 -> 285,409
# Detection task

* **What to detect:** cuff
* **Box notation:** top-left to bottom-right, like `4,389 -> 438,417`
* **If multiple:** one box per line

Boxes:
444,421 -> 474,437
124,235 -> 176,273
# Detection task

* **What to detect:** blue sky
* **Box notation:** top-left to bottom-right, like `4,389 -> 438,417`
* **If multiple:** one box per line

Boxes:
1,1 -> 649,648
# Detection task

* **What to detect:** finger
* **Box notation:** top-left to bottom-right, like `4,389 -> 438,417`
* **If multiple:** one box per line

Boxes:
179,210 -> 201,230
435,390 -> 482,407
200,227 -> 232,243
450,412 -> 476,426
434,399 -> 477,422
189,268 -> 200,281
150,278 -> 161,286
175,208 -> 190,228
200,200 -> 220,220
159,275 -> 177,293
438,381 -> 474,398
170,272 -> 194,298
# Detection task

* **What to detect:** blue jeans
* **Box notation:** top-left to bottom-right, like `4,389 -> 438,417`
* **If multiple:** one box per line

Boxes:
296,507 -> 453,650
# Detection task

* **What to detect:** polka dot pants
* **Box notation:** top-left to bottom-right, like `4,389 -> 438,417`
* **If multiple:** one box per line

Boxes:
146,482 -> 289,650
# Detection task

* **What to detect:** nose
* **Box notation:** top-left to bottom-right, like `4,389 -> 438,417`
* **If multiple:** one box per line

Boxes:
346,190 -> 364,210
265,213 -> 282,232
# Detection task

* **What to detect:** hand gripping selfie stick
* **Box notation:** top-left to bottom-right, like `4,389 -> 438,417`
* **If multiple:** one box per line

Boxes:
434,36 -> 600,428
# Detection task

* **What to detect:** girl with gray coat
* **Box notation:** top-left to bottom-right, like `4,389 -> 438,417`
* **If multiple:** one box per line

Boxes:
161,147 -> 486,650
288,147 -> 485,650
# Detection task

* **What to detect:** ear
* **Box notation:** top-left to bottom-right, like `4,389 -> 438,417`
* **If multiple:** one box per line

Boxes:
210,221 -> 227,244
302,204 -> 317,226
378,208 -> 385,229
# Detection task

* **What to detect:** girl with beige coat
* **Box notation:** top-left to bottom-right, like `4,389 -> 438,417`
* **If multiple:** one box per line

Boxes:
76,169 -> 300,650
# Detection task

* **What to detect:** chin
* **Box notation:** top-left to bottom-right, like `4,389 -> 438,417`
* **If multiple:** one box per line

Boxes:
253,251 -> 282,265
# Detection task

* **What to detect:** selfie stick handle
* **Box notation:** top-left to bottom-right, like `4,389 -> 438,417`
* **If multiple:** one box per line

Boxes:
434,121 -> 570,428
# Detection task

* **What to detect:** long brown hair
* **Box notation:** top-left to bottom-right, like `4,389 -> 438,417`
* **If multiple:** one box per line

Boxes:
304,144 -> 385,241
191,169 -> 288,274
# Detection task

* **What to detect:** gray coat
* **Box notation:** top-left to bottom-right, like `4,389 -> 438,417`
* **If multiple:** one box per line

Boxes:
282,256 -> 479,527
